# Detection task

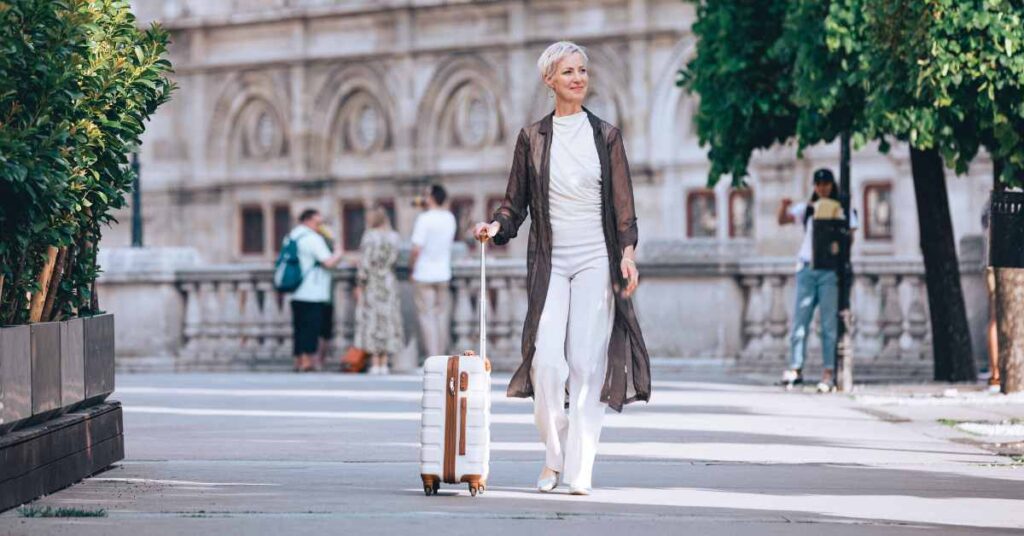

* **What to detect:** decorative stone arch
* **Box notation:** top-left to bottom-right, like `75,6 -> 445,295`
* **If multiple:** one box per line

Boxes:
526,42 -> 629,134
649,36 -> 700,164
207,71 -> 291,171
311,64 -> 397,173
415,55 -> 507,167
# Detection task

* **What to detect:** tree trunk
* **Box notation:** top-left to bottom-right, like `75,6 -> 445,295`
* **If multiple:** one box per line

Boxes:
41,246 -> 67,322
28,246 -> 60,323
995,268 -> 1024,393
909,147 -> 976,382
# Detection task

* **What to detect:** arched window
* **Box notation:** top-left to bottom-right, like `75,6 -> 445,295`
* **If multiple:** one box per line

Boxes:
686,189 -> 717,238
729,189 -> 754,239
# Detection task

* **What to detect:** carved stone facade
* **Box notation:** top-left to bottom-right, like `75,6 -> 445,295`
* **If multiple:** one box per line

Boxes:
103,0 -> 993,366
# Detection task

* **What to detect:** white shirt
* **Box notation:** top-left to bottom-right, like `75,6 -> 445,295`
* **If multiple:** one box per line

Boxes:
288,225 -> 334,303
549,111 -> 604,247
789,201 -> 860,264
411,209 -> 457,283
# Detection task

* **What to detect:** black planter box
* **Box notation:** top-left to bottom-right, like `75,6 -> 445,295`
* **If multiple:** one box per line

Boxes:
0,314 -> 122,513
83,314 -> 115,405
990,190 -> 1024,268
0,325 -> 31,435
29,322 -> 61,425
0,314 -> 115,436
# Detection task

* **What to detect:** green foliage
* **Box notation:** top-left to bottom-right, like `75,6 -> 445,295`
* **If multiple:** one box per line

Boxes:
678,1 -> 797,186
0,0 -> 174,324
680,0 -> 1024,188
826,0 -> 1024,185
775,0 -> 865,153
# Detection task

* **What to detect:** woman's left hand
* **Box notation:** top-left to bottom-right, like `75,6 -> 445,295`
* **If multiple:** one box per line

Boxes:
620,257 -> 639,298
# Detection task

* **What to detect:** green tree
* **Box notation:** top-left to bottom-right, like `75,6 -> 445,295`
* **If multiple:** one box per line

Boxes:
677,1 -> 796,186
825,0 -> 1024,382
0,0 -> 174,325
680,0 -> 994,383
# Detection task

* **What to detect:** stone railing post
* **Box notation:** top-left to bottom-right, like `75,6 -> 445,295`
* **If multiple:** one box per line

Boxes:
180,282 -> 202,360
492,277 -> 514,357
238,280 -> 261,361
255,280 -> 280,361
878,274 -> 904,360
451,277 -> 473,352
198,281 -> 220,362
739,275 -> 765,360
764,275 -> 790,361
853,274 -> 883,360
904,275 -> 930,361
220,281 -> 242,365
334,278 -> 353,352
510,277 -> 528,354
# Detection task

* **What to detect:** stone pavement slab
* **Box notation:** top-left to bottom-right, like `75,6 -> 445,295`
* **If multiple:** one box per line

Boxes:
1,372 -> 1022,535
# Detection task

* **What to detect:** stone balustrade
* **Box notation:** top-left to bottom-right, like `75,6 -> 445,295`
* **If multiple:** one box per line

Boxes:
734,258 -> 941,377
164,255 -> 982,377
173,258 -> 530,371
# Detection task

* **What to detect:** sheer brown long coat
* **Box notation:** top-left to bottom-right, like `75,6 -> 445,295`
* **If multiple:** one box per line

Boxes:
491,108 -> 651,412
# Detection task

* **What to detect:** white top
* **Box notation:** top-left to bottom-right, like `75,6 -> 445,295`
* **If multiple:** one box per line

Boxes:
411,209 -> 457,283
789,201 -> 860,264
288,225 -> 333,303
549,111 -> 604,247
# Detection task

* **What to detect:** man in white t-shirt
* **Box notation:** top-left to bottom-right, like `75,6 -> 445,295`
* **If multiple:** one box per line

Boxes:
288,209 -> 343,372
777,169 -> 859,392
410,184 -> 457,358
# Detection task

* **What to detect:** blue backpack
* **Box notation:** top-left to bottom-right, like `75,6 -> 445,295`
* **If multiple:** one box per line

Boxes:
273,234 -> 306,292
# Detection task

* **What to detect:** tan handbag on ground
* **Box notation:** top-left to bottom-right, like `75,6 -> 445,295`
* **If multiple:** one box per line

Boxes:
340,346 -> 368,373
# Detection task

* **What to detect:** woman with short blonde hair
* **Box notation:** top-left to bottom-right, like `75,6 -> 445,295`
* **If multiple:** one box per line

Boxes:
474,41 -> 650,496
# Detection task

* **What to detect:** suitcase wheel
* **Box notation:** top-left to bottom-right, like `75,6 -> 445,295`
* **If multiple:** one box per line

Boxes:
424,481 -> 440,496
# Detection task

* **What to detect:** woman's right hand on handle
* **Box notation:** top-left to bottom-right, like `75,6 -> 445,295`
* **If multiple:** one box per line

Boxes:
473,221 -> 500,243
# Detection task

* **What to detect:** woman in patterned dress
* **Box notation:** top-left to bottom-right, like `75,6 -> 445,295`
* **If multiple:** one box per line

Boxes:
354,205 -> 405,375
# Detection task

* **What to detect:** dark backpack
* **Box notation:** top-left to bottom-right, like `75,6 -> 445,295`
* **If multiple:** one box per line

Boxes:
273,234 -> 305,292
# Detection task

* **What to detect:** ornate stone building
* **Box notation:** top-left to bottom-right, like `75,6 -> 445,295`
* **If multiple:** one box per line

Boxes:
102,0 -> 993,373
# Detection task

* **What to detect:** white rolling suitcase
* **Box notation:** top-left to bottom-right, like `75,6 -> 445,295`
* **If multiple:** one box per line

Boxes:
420,243 -> 492,497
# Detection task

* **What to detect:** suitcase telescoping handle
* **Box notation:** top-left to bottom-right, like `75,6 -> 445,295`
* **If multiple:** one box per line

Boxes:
479,241 -> 487,360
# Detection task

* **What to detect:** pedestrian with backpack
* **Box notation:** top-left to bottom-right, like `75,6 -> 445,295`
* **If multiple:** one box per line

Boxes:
276,209 -> 344,372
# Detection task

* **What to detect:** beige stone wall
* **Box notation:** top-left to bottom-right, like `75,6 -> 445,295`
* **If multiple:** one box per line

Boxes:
113,0 -> 994,271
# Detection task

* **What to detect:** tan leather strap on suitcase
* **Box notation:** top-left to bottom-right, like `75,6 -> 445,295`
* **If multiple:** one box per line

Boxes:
459,398 -> 467,456
443,356 -> 459,483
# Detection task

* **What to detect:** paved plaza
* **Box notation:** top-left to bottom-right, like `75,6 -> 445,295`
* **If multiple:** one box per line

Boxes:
2,369 -> 1022,535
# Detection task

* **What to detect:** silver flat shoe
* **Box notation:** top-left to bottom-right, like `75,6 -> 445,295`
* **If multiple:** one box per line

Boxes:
536,471 -> 559,493
569,486 -> 591,496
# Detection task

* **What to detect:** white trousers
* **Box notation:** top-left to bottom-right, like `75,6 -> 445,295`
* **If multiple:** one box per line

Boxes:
531,240 -> 615,490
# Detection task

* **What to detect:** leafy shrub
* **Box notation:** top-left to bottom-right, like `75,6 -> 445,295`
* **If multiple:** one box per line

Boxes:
0,0 -> 173,325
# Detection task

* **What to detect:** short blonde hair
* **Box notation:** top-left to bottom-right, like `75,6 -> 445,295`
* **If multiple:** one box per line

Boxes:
537,41 -> 588,81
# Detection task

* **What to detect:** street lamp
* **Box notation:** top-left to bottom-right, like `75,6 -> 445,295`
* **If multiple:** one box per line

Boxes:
131,152 -> 142,248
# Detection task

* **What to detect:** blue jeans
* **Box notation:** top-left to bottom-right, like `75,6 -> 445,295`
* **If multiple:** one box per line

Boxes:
789,266 -> 838,370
